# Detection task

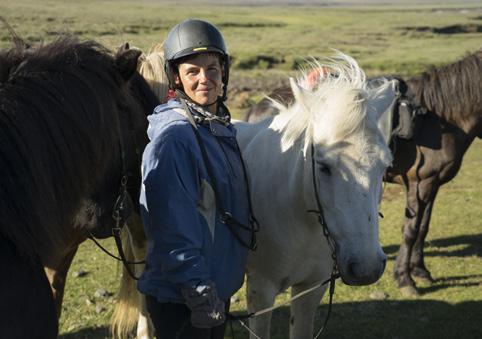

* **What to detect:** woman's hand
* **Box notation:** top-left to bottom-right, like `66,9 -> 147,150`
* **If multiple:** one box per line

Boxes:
181,281 -> 226,328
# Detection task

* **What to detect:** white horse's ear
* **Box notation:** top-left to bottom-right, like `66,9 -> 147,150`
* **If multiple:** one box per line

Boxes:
290,77 -> 309,111
371,78 -> 399,122
290,77 -> 303,101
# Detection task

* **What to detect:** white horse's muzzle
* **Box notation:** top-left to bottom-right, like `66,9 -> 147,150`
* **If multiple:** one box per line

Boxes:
338,248 -> 387,286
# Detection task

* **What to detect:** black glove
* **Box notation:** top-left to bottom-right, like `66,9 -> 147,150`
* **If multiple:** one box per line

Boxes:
181,281 -> 226,329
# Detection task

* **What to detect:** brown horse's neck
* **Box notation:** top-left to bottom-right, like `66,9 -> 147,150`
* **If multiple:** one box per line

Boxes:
407,51 -> 482,137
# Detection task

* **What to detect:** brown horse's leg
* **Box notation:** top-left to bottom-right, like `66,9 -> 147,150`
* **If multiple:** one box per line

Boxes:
394,177 -> 438,296
44,246 -> 79,318
393,179 -> 420,296
410,186 -> 440,284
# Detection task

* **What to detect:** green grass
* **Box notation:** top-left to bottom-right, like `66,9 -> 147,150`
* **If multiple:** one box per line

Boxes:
1,1 -> 481,337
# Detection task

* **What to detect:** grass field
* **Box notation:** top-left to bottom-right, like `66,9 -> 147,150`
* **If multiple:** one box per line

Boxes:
1,0 -> 481,80
1,1 -> 481,338
1,0 -> 481,115
2,0 -> 481,117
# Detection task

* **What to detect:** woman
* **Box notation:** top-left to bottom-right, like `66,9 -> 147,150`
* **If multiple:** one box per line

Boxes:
137,19 -> 257,338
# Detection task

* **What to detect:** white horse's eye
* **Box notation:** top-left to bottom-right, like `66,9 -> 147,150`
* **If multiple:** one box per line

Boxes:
319,163 -> 332,175
315,158 -> 332,175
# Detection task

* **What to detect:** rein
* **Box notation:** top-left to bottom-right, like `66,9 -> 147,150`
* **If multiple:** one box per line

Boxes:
179,98 -> 259,251
87,174 -> 145,281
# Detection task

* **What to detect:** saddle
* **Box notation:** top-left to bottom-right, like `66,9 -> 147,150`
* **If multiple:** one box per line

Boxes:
370,76 -> 427,144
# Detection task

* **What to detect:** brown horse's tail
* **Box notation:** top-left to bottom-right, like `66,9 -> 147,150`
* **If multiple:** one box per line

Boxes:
110,225 -> 141,339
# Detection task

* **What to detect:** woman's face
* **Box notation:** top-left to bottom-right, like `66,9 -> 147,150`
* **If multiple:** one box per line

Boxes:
175,53 -> 223,113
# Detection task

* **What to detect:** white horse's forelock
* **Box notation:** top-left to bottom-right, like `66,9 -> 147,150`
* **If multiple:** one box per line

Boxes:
270,52 -> 373,154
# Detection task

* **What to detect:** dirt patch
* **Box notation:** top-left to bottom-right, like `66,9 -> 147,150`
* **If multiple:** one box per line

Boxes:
217,22 -> 286,28
122,24 -> 164,34
226,71 -> 289,113
402,24 -> 482,34
228,90 -> 254,109
235,54 -> 285,70
433,24 -> 482,34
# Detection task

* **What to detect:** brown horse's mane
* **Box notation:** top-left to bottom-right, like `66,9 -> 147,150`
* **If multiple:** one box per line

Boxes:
409,50 -> 482,128
0,36 -> 157,260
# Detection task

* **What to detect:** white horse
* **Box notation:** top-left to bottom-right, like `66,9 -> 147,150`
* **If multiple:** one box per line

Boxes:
234,54 -> 396,339
112,52 -> 398,339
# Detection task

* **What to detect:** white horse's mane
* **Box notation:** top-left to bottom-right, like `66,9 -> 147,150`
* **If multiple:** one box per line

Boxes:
270,52 -> 382,154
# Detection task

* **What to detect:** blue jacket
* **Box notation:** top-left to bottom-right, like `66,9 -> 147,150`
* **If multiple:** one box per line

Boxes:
137,100 -> 251,302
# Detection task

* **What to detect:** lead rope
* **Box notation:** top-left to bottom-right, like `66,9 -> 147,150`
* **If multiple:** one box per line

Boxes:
227,275 -> 338,338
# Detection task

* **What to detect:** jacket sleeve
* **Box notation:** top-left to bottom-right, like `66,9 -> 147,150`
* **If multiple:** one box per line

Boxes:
140,134 -> 210,289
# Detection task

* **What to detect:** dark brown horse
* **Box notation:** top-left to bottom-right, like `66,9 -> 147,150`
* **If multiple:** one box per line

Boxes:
244,51 -> 482,296
0,36 -> 159,337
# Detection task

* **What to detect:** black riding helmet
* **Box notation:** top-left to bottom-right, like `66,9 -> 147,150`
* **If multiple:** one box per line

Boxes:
164,19 -> 230,102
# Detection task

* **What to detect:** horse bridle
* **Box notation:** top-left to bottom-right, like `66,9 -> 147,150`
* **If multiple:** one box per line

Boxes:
87,101 -> 145,280
308,143 -> 338,269
227,142 -> 341,338
307,142 -> 341,338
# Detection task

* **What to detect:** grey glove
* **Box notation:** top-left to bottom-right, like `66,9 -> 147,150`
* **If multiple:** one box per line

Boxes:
181,281 -> 226,329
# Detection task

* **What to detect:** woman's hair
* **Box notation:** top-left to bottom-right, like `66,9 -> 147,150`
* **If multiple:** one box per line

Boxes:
138,42 -> 170,103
